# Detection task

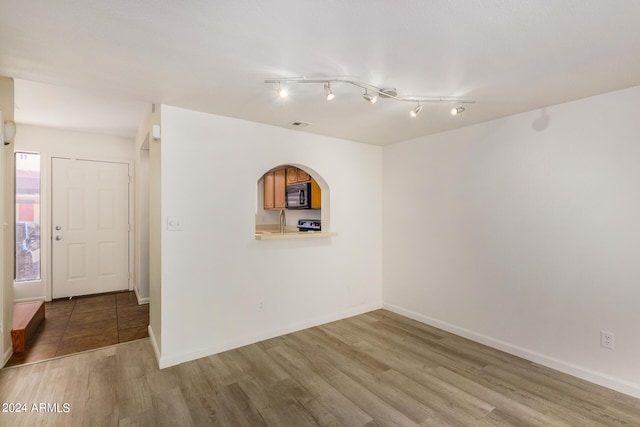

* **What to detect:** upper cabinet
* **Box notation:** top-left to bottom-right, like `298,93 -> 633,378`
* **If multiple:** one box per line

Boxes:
286,167 -> 310,184
263,166 -> 321,210
263,168 -> 286,210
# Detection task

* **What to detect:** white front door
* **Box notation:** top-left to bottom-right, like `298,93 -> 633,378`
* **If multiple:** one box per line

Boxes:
52,158 -> 129,299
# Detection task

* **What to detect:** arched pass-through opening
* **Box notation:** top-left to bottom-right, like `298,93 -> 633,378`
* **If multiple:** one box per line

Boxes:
255,163 -> 335,239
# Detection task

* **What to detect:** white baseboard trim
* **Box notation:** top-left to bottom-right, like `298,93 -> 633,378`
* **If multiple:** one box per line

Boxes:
148,325 -> 161,367
134,286 -> 149,305
157,301 -> 383,369
383,302 -> 640,399
13,297 -> 46,304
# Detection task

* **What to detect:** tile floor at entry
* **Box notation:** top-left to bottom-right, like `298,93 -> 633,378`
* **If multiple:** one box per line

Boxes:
6,291 -> 149,367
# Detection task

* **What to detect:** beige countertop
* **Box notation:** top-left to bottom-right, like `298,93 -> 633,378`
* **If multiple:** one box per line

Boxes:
255,224 -> 337,240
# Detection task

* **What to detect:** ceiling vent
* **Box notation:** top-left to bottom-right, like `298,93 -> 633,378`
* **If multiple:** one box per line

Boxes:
289,121 -> 311,128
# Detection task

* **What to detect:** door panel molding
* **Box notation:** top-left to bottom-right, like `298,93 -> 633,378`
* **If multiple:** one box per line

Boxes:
51,158 -> 130,298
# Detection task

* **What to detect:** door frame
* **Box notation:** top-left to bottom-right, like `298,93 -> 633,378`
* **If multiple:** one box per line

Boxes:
47,156 -> 134,301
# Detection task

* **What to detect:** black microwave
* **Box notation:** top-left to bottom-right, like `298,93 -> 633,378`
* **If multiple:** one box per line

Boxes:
286,182 -> 312,209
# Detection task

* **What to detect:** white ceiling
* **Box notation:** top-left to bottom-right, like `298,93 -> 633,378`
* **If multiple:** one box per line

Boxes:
1,1 -> 640,145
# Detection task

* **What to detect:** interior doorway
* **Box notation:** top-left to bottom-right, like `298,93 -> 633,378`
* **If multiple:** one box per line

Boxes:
51,158 -> 129,299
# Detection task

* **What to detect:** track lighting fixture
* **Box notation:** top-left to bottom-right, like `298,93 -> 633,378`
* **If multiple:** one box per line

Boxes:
410,104 -> 423,118
362,89 -> 377,104
451,105 -> 465,116
276,83 -> 288,99
265,76 -> 475,117
324,83 -> 335,101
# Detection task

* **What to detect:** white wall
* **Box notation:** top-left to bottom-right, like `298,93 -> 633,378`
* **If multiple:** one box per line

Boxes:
382,86 -> 640,398
0,76 -> 15,365
133,105 -> 158,305
157,105 -> 382,367
13,124 -> 135,302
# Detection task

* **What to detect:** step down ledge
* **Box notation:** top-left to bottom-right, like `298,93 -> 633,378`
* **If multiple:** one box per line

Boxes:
11,301 -> 45,353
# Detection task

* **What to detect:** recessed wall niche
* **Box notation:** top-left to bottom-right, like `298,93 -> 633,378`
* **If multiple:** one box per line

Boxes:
255,164 -> 331,238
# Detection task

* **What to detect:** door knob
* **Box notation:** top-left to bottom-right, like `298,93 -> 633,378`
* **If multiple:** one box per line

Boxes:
55,225 -> 62,230
55,235 -> 62,241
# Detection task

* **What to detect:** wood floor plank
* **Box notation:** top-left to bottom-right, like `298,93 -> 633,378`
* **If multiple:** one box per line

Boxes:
2,309 -> 639,426
431,366 -> 573,427
116,375 -> 154,420
297,327 -> 391,375
170,361 -> 221,425
236,374 -> 292,411
177,381 -> 219,426
216,382 -> 267,426
234,343 -> 290,386
295,396 -> 346,427
381,368 -> 494,426
353,317 -> 485,373
317,320 -> 366,346
442,358 -> 603,426
279,333 -> 343,379
325,371 -> 418,427
150,386 -> 195,427
481,363 -> 631,426
353,312 -> 444,344
80,351 -> 119,424
348,326 -> 441,372
259,402 -> 320,427
195,354 -> 236,391
266,344 -> 374,426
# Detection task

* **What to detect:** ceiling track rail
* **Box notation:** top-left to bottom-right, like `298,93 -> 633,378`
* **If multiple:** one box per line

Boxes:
264,75 -> 475,105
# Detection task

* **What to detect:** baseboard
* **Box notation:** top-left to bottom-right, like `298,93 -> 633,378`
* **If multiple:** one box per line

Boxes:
13,297 -> 46,304
383,302 -> 640,399
2,345 -> 13,367
157,301 -> 383,369
134,286 -> 149,305
148,325 -> 161,366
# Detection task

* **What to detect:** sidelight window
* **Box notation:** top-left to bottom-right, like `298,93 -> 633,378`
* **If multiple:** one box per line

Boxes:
15,152 -> 41,282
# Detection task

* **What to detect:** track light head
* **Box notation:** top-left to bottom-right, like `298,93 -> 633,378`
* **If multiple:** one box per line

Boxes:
451,106 -> 465,116
324,83 -> 335,101
410,104 -> 423,118
276,83 -> 288,99
362,89 -> 377,104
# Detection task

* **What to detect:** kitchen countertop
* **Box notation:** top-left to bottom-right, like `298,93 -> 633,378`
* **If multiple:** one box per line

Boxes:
255,224 -> 337,240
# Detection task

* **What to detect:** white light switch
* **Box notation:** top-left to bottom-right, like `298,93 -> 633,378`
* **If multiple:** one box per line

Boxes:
167,216 -> 183,231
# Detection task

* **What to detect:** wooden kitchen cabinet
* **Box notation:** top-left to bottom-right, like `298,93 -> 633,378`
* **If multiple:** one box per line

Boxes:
311,178 -> 321,209
286,167 -> 299,184
264,166 -> 320,210
264,172 -> 274,209
263,169 -> 286,210
297,169 -> 310,182
274,169 -> 286,208
286,167 -> 310,184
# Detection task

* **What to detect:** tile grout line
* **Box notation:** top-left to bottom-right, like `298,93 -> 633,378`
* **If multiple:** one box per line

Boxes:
53,298 -> 76,358
115,293 -> 121,343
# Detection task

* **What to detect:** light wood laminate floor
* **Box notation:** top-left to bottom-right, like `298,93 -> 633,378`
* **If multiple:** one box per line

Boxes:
1,309 -> 639,426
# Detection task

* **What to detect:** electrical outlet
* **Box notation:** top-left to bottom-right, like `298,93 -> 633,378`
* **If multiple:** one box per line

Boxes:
258,301 -> 264,311
601,331 -> 614,350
